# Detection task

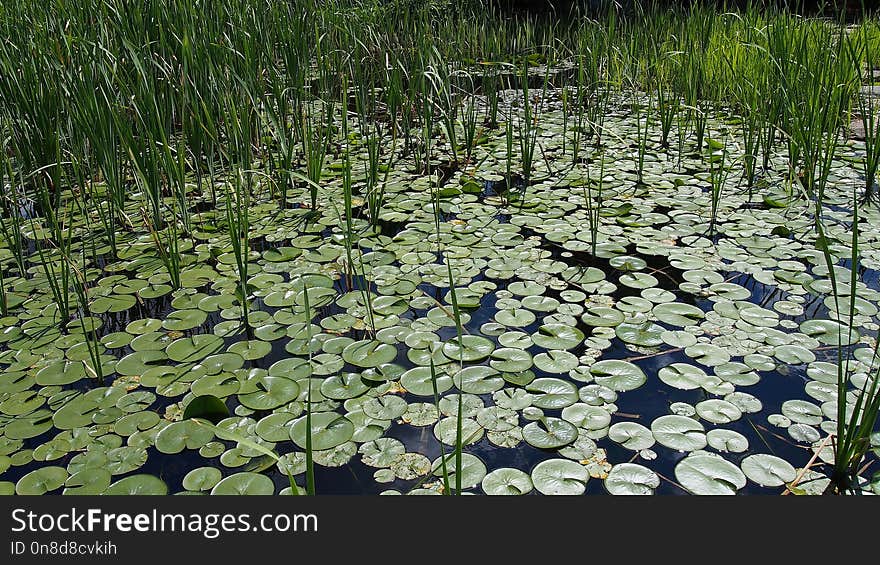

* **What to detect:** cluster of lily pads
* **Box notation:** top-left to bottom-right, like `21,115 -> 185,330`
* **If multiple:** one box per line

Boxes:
1,84 -> 880,496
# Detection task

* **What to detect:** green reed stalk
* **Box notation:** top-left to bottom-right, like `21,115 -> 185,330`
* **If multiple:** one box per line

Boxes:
849,27 -> 880,203
707,140 -> 730,239
571,57 -> 587,163
224,176 -> 251,334
815,185 -> 880,493
339,101 -> 377,334
634,94 -> 651,186
428,354 -> 451,494
69,252 -> 104,386
584,156 -> 604,257
517,60 -> 548,203
0,148 -> 26,274
300,274 -> 317,496
461,89 -> 480,166
301,103 -> 330,211
31,207 -> 72,327
655,81 -> 679,150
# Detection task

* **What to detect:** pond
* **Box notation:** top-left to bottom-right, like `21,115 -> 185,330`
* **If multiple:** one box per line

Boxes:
2,80 -> 879,496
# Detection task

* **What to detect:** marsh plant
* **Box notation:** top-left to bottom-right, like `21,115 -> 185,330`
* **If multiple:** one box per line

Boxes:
849,27 -> 880,202
224,175 -> 253,334
707,140 -> 730,238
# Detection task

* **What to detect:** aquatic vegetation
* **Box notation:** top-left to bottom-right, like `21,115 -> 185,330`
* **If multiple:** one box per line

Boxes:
0,0 -> 878,497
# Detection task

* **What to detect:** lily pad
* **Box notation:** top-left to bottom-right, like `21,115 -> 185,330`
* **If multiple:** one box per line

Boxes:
590,360 -> 647,392
16,466 -> 68,495
675,453 -> 746,495
651,415 -> 707,451
523,417 -> 579,449
531,459 -> 589,495
211,472 -> 274,495
604,463 -> 660,495
481,468 -> 533,495
740,454 -> 797,487
104,474 -> 168,495
290,412 -> 355,450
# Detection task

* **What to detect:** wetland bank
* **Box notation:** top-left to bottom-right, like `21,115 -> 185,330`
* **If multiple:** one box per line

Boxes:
1,0 -> 879,496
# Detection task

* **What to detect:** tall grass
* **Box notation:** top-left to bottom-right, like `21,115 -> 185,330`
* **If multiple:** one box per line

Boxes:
849,25 -> 880,202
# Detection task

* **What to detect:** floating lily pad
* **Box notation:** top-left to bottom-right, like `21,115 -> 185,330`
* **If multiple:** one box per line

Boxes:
290,412 -> 354,450
590,360 -> 647,392
523,417 -> 579,449
608,422 -> 655,451
16,466 -> 68,495
431,453 -> 486,489
527,378 -> 579,409
531,324 -> 584,350
604,463 -> 660,495
211,472 -> 274,495
531,459 -> 589,495
342,340 -> 398,367
442,335 -> 495,362
740,454 -> 797,487
652,303 -> 705,326
672,449 -> 745,495
238,376 -> 300,410
651,415 -> 706,451
706,429 -> 749,453
155,420 -> 214,454
104,474 -> 168,495
533,350 -> 579,373
481,468 -> 533,495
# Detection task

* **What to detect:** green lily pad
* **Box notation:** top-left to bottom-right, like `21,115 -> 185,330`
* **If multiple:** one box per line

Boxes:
16,466 -> 68,495
211,472 -> 274,495
706,429 -> 749,453
652,303 -> 705,326
799,319 -> 859,346
527,378 -> 579,409
533,350 -> 579,373
496,308 -> 537,327
695,399 -> 742,424
531,458 -> 589,495
400,366 -> 453,397
63,469 -> 112,495
431,453 -> 487,489
163,309 -> 208,331
581,306 -> 625,327
290,412 -> 354,450
604,463 -> 660,495
561,403 -> 611,430
616,322 -> 665,347
740,454 -> 797,487
321,373 -> 370,400
531,324 -> 584,350
675,453 -> 746,495
658,363 -> 707,390
489,348 -> 534,373
453,365 -> 505,394
651,415 -> 707,451
590,360 -> 647,392
362,395 -> 408,420
523,417 -> 579,449
342,340 -> 398,367
608,422 -> 655,451
155,420 -> 214,454
238,376 -> 301,410
227,339 -> 272,361
442,335 -> 495,362
481,468 -> 533,495
104,474 -> 168,495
